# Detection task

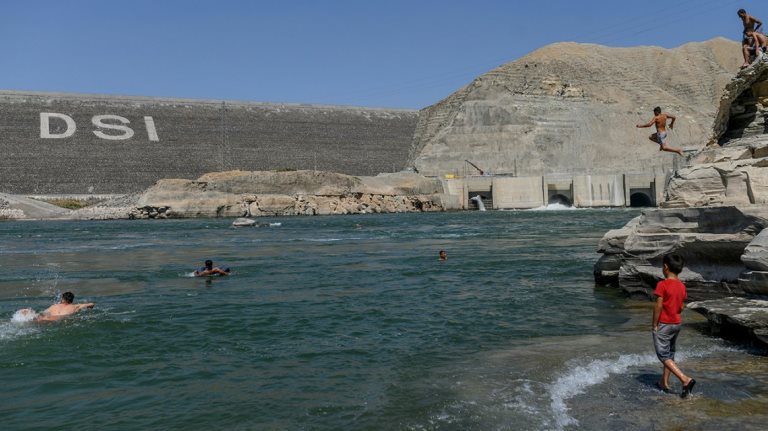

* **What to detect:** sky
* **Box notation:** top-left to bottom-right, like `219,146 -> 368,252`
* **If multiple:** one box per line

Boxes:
0,0 -> 761,109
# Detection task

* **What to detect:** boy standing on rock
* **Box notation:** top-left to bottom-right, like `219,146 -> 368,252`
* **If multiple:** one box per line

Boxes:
652,253 -> 696,398
739,9 -> 764,68
636,107 -> 684,156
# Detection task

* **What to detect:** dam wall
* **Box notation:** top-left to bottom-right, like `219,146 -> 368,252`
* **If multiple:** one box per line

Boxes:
0,91 -> 418,194
451,173 -> 667,209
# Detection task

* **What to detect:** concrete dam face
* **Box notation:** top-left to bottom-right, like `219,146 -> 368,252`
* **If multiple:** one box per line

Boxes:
0,91 -> 418,194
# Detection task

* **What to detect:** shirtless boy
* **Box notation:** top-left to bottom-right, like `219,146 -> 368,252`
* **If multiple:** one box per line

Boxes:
36,291 -> 95,322
636,107 -> 684,156
739,9 -> 764,68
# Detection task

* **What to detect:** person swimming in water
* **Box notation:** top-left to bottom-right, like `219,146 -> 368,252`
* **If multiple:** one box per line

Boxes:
30,291 -> 95,322
194,260 -> 231,277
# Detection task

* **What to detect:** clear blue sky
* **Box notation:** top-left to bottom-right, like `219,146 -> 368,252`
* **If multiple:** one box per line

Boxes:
0,0 -> 759,109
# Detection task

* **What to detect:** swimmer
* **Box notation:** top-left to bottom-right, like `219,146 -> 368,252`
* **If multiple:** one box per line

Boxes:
35,291 -> 95,322
194,259 -> 230,277
439,250 -> 447,261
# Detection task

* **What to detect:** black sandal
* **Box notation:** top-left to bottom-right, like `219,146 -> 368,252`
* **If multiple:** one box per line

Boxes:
680,379 -> 696,398
655,381 -> 671,393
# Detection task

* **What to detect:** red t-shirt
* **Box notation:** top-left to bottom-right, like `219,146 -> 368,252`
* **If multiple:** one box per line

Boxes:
654,278 -> 687,324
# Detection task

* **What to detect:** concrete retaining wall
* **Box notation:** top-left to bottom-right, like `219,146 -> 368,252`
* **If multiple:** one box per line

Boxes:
573,175 -> 625,207
447,173 -> 667,209
492,177 -> 544,209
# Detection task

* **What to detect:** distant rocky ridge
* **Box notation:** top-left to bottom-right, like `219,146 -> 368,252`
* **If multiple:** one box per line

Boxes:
594,56 -> 768,346
409,38 -> 742,177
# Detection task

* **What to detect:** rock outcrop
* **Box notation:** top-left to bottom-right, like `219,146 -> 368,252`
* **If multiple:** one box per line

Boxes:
594,206 -> 768,299
594,56 -> 768,345
134,170 -> 456,218
408,38 -> 741,177
687,298 -> 768,347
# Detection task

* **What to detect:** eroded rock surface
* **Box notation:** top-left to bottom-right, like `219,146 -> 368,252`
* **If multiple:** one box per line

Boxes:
594,206 -> 768,300
688,297 -> 768,347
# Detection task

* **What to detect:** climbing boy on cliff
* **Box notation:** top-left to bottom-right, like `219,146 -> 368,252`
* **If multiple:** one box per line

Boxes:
652,253 -> 696,398
636,107 -> 684,156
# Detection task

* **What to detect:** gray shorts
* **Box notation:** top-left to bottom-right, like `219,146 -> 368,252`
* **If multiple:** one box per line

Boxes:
653,323 -> 681,362
655,132 -> 667,145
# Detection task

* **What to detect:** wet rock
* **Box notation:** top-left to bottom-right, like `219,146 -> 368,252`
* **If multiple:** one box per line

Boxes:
688,297 -> 768,347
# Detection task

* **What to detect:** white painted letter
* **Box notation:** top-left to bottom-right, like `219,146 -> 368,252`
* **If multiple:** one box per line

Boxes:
92,115 -> 134,140
144,116 -> 159,142
40,112 -> 76,138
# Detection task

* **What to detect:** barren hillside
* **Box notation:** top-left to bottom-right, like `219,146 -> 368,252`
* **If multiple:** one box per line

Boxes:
409,38 -> 742,177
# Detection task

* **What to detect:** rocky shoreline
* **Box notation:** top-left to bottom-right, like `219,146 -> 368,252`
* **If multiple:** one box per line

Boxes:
594,57 -> 768,348
0,171 -> 459,221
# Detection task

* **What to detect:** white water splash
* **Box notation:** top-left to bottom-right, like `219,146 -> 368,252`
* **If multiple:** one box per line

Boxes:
1,309 -> 40,341
548,346 -> 732,429
11,308 -> 39,323
529,203 -> 580,211
549,353 -> 657,429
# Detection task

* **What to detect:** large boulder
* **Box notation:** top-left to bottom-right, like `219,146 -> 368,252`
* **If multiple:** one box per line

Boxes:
594,206 -> 768,300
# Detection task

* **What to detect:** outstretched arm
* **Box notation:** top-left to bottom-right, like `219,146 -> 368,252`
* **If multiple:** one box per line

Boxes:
76,303 -> 95,311
636,118 -> 654,128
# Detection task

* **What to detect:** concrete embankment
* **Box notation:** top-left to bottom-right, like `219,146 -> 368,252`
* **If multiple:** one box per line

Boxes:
0,91 -> 417,195
0,193 -> 71,219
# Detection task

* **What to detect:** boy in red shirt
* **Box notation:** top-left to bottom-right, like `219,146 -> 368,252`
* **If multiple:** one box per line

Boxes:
652,253 -> 696,398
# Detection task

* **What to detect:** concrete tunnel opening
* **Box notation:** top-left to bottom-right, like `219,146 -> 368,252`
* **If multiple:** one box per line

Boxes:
630,192 -> 654,207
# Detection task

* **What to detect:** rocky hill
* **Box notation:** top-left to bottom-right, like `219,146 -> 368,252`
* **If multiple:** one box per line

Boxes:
409,38 -> 742,177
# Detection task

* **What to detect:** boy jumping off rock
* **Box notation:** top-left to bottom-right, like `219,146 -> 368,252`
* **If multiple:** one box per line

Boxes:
636,107 -> 684,156
652,254 -> 696,398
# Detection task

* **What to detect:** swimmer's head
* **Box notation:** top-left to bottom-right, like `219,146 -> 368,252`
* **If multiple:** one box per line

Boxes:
205,260 -> 213,270
738,9 -> 747,18
439,250 -> 447,260
61,292 -> 74,304
653,107 -> 662,115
